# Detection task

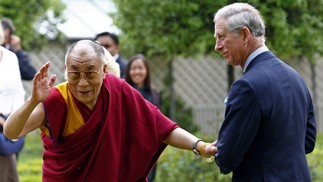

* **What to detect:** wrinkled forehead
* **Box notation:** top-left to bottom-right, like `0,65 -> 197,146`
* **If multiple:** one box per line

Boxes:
66,46 -> 102,70
214,18 -> 228,34
66,56 -> 102,70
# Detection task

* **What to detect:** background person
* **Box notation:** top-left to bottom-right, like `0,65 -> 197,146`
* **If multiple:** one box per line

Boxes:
212,3 -> 316,181
102,44 -> 120,77
125,54 -> 162,182
0,21 -> 25,182
95,32 -> 127,78
1,17 -> 36,81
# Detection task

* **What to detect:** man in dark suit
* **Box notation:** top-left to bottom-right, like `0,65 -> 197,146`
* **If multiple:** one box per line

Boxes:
95,32 -> 127,78
213,3 -> 317,181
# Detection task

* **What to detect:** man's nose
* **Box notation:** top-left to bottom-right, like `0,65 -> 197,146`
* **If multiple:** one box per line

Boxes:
215,39 -> 222,51
78,73 -> 89,86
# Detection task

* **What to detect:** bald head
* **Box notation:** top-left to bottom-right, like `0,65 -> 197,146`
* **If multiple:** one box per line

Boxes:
65,40 -> 105,65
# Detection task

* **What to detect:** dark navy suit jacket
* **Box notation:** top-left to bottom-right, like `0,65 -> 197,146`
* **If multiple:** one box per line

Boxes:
116,56 -> 127,78
10,48 -> 36,80
216,51 -> 316,181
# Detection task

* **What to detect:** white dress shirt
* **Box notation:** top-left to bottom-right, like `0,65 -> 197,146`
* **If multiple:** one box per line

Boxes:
243,45 -> 269,73
0,46 -> 25,116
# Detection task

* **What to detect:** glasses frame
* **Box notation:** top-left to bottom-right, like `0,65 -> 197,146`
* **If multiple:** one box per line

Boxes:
67,65 -> 103,83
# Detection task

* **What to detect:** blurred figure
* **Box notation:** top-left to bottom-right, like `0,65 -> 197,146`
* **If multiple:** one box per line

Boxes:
0,19 -> 25,182
1,17 -> 36,80
125,54 -> 161,181
95,32 -> 127,78
101,43 -> 120,77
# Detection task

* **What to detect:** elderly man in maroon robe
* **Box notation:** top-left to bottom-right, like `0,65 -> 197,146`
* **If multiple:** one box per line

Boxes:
3,40 -> 217,182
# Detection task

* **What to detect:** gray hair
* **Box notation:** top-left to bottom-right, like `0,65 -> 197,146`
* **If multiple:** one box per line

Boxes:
214,3 -> 266,43
0,22 -> 4,45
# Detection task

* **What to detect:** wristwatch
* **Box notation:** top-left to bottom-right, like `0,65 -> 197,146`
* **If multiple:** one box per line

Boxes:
192,139 -> 203,156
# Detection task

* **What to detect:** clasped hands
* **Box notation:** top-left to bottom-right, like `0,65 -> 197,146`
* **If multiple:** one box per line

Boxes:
199,140 -> 218,162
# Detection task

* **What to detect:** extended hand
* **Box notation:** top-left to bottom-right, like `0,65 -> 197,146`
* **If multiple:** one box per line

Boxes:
9,35 -> 22,52
31,62 -> 57,103
204,141 -> 218,156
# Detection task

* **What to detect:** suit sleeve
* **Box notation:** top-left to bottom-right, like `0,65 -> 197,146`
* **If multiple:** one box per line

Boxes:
216,79 -> 261,174
305,90 -> 316,154
15,49 -> 37,80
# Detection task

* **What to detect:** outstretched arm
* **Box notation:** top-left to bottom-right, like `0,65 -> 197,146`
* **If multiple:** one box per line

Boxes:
164,128 -> 217,157
4,62 -> 57,139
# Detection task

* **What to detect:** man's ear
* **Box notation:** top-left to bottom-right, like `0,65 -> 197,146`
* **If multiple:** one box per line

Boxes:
103,64 -> 108,74
241,27 -> 251,44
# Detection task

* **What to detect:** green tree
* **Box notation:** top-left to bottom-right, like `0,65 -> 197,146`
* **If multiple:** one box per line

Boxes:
111,0 -> 225,58
111,0 -> 323,119
252,0 -> 323,61
0,0 -> 65,50
111,0 -> 225,120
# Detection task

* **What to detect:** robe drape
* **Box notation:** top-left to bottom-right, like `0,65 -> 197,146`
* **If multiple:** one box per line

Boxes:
41,74 -> 178,182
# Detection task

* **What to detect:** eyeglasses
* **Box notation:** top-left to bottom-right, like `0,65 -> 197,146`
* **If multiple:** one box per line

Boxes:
67,66 -> 103,82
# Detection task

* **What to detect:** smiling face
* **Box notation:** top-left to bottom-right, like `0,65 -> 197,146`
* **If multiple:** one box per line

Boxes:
214,18 -> 246,67
129,58 -> 147,88
65,43 -> 106,110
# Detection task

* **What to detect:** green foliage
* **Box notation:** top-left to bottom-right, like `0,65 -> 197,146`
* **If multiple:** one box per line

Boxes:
111,0 -> 226,60
18,131 -> 43,182
161,92 -> 199,133
0,0 -> 65,51
156,133 -> 323,181
156,146 -> 231,182
111,0 -> 323,62
16,131 -> 323,181
252,0 -> 323,61
307,133 -> 323,182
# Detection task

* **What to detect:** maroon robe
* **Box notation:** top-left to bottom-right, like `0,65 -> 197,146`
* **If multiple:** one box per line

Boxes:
41,74 -> 178,182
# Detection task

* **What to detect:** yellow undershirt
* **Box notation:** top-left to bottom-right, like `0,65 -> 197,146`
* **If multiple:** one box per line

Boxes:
40,82 -> 85,138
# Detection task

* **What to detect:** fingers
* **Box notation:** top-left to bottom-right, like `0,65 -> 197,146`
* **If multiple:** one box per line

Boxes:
48,74 -> 57,88
37,61 -> 51,79
33,61 -> 51,84
204,144 -> 218,155
212,140 -> 217,146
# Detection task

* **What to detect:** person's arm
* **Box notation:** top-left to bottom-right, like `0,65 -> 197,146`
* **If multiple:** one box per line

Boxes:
10,34 -> 36,80
216,79 -> 261,174
163,127 -> 217,156
15,49 -> 37,80
4,62 -> 56,139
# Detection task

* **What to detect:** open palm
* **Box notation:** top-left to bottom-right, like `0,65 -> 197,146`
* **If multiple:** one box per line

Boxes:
31,62 -> 57,103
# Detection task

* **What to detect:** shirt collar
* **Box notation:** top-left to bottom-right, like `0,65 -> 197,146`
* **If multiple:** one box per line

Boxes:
243,45 -> 269,73
114,53 -> 120,61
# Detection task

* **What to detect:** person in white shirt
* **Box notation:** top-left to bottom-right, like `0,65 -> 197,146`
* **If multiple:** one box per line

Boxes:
0,20 -> 25,182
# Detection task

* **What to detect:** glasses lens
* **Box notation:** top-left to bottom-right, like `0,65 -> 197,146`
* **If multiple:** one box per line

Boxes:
68,72 -> 80,80
67,67 -> 102,82
85,72 -> 97,80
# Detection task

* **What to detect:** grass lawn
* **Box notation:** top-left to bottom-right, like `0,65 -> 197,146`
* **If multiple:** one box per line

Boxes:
17,131 -> 43,182
17,131 -> 323,181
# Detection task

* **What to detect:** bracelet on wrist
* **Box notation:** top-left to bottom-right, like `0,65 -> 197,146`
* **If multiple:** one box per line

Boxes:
192,139 -> 203,156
